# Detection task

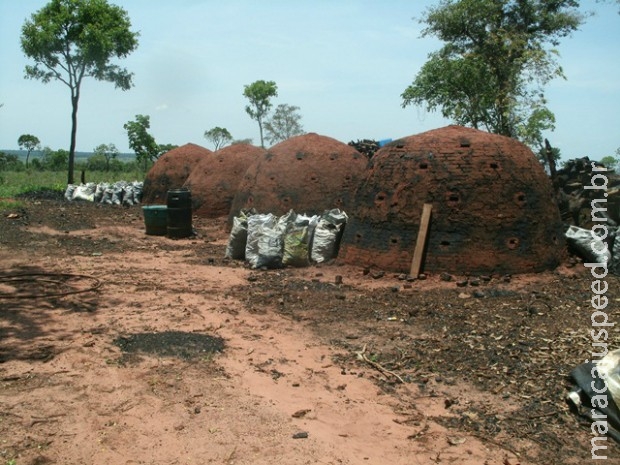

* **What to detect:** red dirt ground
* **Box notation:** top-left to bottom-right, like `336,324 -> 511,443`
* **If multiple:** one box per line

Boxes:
1,196 -> 617,465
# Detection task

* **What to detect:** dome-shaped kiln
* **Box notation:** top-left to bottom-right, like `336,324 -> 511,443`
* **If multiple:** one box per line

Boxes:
229,133 -> 368,219
339,125 -> 565,275
142,143 -> 212,204
183,143 -> 266,218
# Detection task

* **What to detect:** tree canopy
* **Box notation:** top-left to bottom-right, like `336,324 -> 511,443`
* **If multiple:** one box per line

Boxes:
204,127 -> 233,151
243,80 -> 278,148
264,104 -> 305,145
123,115 -> 170,170
21,0 -> 139,184
600,155 -> 619,171
401,0 -> 584,148
231,138 -> 254,146
92,143 -> 119,171
17,134 -> 41,168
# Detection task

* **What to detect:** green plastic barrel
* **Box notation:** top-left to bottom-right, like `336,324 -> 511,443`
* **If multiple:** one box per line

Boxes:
167,189 -> 193,238
142,205 -> 168,236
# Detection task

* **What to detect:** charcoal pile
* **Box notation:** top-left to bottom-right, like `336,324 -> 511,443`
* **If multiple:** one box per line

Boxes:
348,139 -> 379,159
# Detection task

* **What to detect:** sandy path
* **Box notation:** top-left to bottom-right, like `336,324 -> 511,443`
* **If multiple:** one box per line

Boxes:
1,225 -> 529,465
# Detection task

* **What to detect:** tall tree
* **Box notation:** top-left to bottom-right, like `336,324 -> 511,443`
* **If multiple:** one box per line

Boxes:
93,143 -> 119,171
124,115 -> 160,170
401,0 -> 584,143
204,126 -> 233,150
17,134 -> 41,168
243,80 -> 278,148
264,104 -> 305,145
20,0 -> 139,185
124,114 -> 176,171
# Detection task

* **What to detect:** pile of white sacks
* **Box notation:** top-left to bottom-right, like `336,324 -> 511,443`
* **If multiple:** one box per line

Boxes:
565,225 -> 620,275
226,208 -> 348,269
64,181 -> 143,206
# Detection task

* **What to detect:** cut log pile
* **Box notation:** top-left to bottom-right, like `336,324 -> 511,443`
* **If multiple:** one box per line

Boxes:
554,156 -> 620,274
554,156 -> 620,227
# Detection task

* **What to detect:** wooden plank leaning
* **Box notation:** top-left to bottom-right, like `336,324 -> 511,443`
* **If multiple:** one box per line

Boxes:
410,203 -> 433,278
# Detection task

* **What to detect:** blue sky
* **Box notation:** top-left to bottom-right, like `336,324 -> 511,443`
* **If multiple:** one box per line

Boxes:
0,0 -> 618,162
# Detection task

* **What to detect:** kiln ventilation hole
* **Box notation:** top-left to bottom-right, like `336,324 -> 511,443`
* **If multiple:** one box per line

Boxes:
446,190 -> 461,206
514,192 -> 526,206
507,237 -> 520,249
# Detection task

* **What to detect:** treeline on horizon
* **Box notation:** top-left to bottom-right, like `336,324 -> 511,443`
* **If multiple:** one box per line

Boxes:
1,149 -> 135,162
0,147 -> 144,174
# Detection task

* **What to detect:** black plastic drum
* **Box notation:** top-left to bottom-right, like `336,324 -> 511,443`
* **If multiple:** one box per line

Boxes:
166,189 -> 192,238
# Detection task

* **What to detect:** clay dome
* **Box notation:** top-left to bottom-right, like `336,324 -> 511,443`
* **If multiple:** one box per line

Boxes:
339,125 -> 565,275
183,144 -> 266,218
142,143 -> 212,205
229,133 -> 368,219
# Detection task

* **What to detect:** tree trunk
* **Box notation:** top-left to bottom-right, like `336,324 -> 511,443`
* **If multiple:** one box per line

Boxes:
258,116 -> 265,148
68,88 -> 79,185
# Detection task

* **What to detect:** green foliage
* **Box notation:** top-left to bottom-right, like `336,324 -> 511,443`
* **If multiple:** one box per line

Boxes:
243,80 -> 278,147
17,134 -> 41,168
92,143 -> 119,171
600,155 -> 619,171
124,115 -> 173,170
516,107 -> 556,150
536,145 -> 561,170
28,146 -> 68,171
0,171 -> 67,198
402,0 -> 584,144
85,153 -> 123,172
39,147 -> 69,171
231,138 -> 253,145
21,0 -> 139,185
264,104 -> 305,146
204,126 -> 233,150
158,144 -> 178,157
0,152 -> 23,172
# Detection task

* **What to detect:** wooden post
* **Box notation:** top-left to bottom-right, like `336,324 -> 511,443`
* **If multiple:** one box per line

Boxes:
410,203 -> 432,277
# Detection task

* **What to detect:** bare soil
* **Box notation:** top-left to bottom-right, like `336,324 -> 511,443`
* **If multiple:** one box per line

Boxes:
1,194 -> 618,465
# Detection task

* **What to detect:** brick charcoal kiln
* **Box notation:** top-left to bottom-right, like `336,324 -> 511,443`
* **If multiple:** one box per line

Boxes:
142,143 -> 212,205
339,125 -> 565,275
228,133 -> 368,223
184,143 -> 266,218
